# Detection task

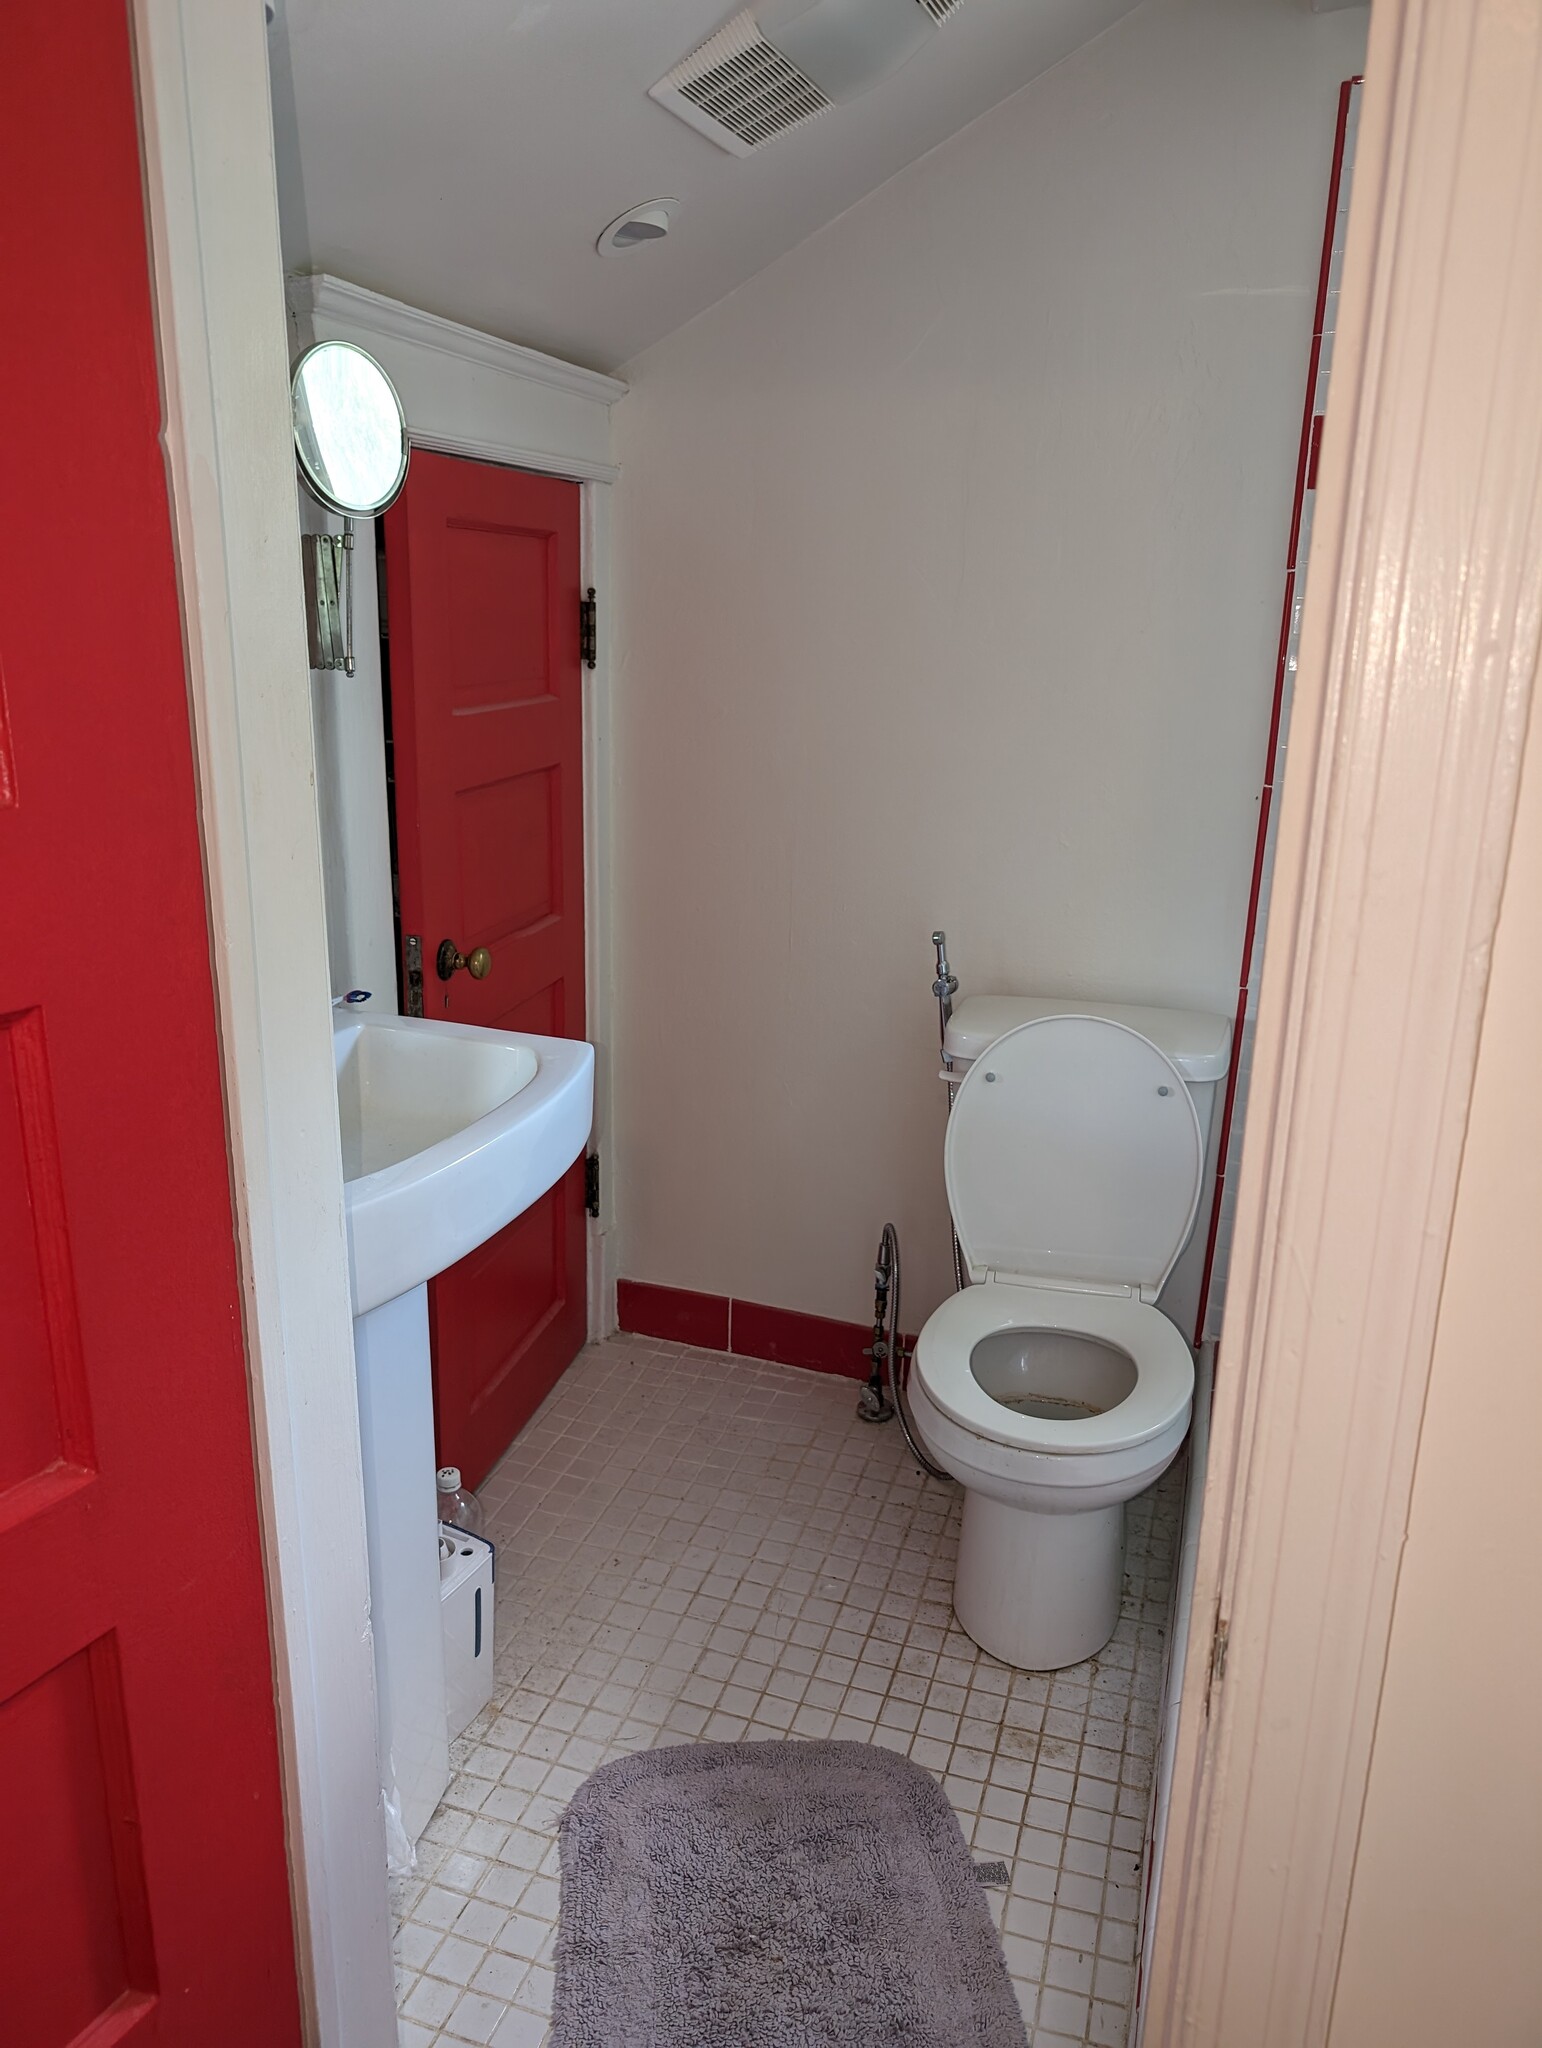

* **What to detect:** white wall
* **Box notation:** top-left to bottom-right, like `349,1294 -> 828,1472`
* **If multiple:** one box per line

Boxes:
610,0 -> 1369,1330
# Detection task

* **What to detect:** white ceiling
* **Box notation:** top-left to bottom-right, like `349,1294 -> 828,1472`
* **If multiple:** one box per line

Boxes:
269,0 -> 1143,375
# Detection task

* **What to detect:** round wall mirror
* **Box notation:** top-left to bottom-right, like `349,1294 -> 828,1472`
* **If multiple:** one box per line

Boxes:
292,341 -> 409,517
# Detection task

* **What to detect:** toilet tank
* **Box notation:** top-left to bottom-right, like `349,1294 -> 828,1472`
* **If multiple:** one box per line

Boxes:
943,993 -> 1231,1134
942,995 -> 1232,1340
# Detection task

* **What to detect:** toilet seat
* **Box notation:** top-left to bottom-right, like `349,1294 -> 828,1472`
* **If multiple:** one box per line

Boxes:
914,1280 -> 1193,1457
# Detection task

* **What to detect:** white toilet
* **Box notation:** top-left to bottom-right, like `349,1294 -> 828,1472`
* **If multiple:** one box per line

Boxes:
911,998 -> 1230,1671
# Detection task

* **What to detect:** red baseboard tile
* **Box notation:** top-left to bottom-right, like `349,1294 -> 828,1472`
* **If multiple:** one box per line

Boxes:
729,1298 -> 872,1380
618,1280 -> 910,1383
615,1279 -> 730,1351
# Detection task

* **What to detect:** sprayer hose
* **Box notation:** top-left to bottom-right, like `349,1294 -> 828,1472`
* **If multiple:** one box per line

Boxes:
878,1222 -> 951,1482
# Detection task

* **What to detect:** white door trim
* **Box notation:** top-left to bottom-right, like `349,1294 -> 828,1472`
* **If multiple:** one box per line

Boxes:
1144,2 -> 1542,2040
134,5 -> 395,2043
287,273 -> 622,1340
398,426 -> 618,485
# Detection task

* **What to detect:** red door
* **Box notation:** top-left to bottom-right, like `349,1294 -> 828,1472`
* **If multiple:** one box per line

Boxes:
0,9 -> 301,2047
385,453 -> 588,1489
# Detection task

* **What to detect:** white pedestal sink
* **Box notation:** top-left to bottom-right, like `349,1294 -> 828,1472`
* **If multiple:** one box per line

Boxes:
333,1011 -> 593,1859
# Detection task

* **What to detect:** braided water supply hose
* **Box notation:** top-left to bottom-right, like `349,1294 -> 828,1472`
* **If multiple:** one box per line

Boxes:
857,1222 -> 950,1482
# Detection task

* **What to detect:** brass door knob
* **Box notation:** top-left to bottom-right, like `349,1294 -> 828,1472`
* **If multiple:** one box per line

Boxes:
436,939 -> 492,981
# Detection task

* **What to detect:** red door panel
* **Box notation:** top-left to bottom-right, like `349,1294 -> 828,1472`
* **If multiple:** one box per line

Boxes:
385,453 -> 587,1489
0,8 -> 301,2044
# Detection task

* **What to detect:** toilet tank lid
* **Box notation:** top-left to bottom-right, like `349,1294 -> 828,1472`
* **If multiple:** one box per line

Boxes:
944,995 -> 1232,1084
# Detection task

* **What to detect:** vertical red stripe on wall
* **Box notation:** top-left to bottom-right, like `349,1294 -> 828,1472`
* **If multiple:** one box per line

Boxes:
1193,76 -> 1360,1347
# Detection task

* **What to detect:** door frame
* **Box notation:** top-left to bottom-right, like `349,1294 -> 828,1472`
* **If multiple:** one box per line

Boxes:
134,6 -> 395,2043
127,1 -> 1542,2044
1142,1 -> 1542,2041
286,273 -> 623,1346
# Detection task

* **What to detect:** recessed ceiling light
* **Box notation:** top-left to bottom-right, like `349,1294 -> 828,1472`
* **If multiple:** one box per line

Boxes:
596,201 -> 680,257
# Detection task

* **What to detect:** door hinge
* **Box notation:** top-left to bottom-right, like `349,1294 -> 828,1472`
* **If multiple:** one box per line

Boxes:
403,933 -> 424,1018
1208,1613 -> 1230,1707
579,587 -> 597,670
584,1152 -> 601,1218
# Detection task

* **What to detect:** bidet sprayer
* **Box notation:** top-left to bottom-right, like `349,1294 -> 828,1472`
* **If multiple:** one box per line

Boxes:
931,931 -> 968,1294
931,931 -> 958,1037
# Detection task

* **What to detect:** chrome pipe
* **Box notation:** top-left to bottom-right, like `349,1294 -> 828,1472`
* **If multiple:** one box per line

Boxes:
933,931 -> 968,1293
931,929 -> 958,1040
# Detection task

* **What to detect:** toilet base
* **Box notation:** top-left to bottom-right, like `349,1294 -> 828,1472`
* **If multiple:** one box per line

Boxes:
953,1489 -> 1125,1670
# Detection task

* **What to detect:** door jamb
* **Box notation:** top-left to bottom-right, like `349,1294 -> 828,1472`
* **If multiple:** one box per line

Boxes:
1143,2 -> 1542,2040
136,24 -> 622,2036
133,6 -> 395,2044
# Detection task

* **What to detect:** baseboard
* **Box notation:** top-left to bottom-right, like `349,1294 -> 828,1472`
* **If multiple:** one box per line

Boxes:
614,1280 -> 729,1350
729,1298 -> 872,1378
616,1279 -> 896,1381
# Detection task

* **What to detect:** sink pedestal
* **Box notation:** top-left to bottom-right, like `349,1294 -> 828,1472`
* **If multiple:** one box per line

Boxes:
352,1284 -> 448,1856
334,1009 -> 594,1867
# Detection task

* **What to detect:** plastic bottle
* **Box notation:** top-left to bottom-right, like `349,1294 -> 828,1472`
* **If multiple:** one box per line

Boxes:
436,1465 -> 485,1538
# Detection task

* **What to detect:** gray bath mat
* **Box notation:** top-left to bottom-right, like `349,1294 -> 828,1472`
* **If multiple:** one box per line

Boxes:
553,1739 -> 1029,2047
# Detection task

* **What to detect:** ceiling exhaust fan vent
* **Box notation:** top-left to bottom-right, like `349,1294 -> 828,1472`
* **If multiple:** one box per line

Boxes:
650,11 -> 832,158
652,2 -> 964,156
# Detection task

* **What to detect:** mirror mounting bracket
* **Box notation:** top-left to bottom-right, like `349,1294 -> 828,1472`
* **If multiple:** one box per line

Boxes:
303,518 -> 355,675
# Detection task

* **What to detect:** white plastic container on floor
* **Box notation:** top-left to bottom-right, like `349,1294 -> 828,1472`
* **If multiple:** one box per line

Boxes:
437,1464 -> 485,1538
440,1524 -> 495,1741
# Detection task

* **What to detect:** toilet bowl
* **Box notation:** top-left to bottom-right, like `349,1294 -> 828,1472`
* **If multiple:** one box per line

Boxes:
913,1009 -> 1221,1671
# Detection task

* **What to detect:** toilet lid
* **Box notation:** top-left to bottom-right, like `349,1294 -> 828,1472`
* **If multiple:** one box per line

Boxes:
945,1015 -> 1204,1297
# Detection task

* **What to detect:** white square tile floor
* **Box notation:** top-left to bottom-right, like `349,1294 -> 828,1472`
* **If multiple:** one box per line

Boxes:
390,1334 -> 1184,2048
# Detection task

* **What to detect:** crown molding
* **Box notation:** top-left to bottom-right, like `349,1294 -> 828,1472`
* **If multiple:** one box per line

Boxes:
286,273 -> 627,407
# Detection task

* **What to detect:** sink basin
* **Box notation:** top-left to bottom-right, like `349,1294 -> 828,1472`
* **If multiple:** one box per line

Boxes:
333,1009 -> 594,1315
